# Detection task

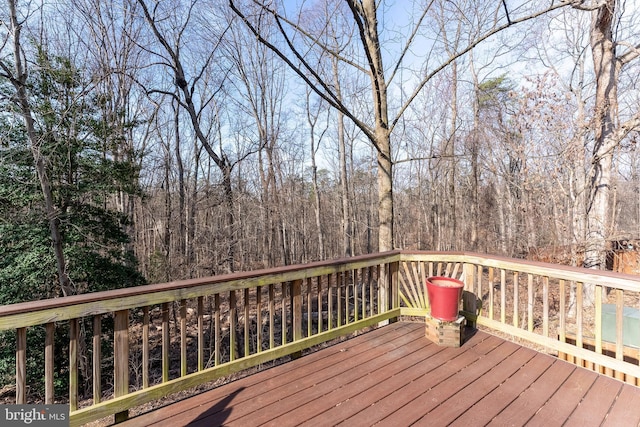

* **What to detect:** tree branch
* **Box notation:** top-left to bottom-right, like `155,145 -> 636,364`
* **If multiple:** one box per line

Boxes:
387,1 -> 434,85
229,0 -> 376,142
260,3 -> 369,75
616,112 -> 640,141
617,41 -> 640,66
390,0 -> 574,134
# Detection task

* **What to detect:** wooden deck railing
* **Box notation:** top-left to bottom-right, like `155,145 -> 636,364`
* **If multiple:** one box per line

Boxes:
1,251 -> 640,425
0,252 -> 399,426
398,251 -> 640,385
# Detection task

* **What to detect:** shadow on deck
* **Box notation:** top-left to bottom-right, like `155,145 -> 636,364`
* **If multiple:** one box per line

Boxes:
118,322 -> 640,427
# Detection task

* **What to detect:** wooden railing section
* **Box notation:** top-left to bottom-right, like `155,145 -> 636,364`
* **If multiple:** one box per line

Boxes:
0,253 -> 398,426
398,252 -> 640,385
1,251 -> 640,425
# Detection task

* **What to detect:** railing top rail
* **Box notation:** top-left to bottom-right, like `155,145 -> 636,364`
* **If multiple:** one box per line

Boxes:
400,250 -> 640,292
3,250 -> 640,326
0,251 -> 402,321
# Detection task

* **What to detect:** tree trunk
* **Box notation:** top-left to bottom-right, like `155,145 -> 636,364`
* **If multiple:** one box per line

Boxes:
4,0 -> 72,296
583,0 -> 619,303
445,60 -> 458,250
355,0 -> 393,253
173,99 -> 187,272
306,90 -> 326,260
333,58 -> 353,257
469,53 -> 481,251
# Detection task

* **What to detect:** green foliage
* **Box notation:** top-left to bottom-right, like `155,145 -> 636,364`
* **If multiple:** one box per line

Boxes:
0,47 -> 145,398
0,48 -> 145,304
477,74 -> 514,109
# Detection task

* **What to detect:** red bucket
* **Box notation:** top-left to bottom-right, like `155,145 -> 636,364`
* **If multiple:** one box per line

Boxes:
426,276 -> 464,321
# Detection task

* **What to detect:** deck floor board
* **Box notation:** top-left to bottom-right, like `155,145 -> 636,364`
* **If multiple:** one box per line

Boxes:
449,351 -> 555,427
118,322 -> 640,427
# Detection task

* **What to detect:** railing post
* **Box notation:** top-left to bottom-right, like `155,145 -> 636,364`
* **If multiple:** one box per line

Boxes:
292,279 -> 304,360
114,309 -> 129,423
462,263 -> 478,328
292,279 -> 303,341
180,300 -> 187,377
379,260 -> 399,325
45,322 -> 55,404
463,263 -> 475,293
69,319 -> 78,411
16,327 -> 26,404
390,260 -> 399,313
92,316 -> 102,404
161,303 -> 170,381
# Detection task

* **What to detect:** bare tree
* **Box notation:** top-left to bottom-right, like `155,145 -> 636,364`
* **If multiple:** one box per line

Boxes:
137,0 -> 238,272
581,0 -> 640,275
305,89 -> 329,259
229,0 -> 575,254
223,5 -> 292,266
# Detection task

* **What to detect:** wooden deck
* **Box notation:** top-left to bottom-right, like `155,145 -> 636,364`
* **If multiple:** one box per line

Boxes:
119,322 -> 640,427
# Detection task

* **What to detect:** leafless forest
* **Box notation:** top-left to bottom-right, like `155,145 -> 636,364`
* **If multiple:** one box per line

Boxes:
1,0 -> 639,295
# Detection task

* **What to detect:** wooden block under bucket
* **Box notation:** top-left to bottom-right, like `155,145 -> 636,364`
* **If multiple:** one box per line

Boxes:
425,315 -> 465,347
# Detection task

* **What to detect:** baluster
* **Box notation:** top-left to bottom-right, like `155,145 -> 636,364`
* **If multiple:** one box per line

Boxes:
328,274 -> 334,330
575,282 -> 583,367
92,316 -> 101,403
527,274 -> 534,333
69,319 -> 78,411
368,266 -> 375,317
214,294 -> 221,365
114,310 -> 129,422
595,285 -> 603,374
143,307 -> 150,387
256,287 -> 263,352
16,327 -> 26,405
180,300 -> 187,376
46,322 -> 55,404
230,290 -> 237,360
162,303 -> 169,382
513,272 -> 519,328
353,269 -> 359,322
244,288 -> 250,357
317,278 -> 323,334
500,269 -> 506,324
281,283 -> 287,346
337,273 -> 343,327
197,297 -> 204,371
359,269 -> 365,319
269,284 -> 275,349
306,278 -> 313,337
488,267 -> 495,320
293,279 -> 302,341
615,289 -> 625,381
